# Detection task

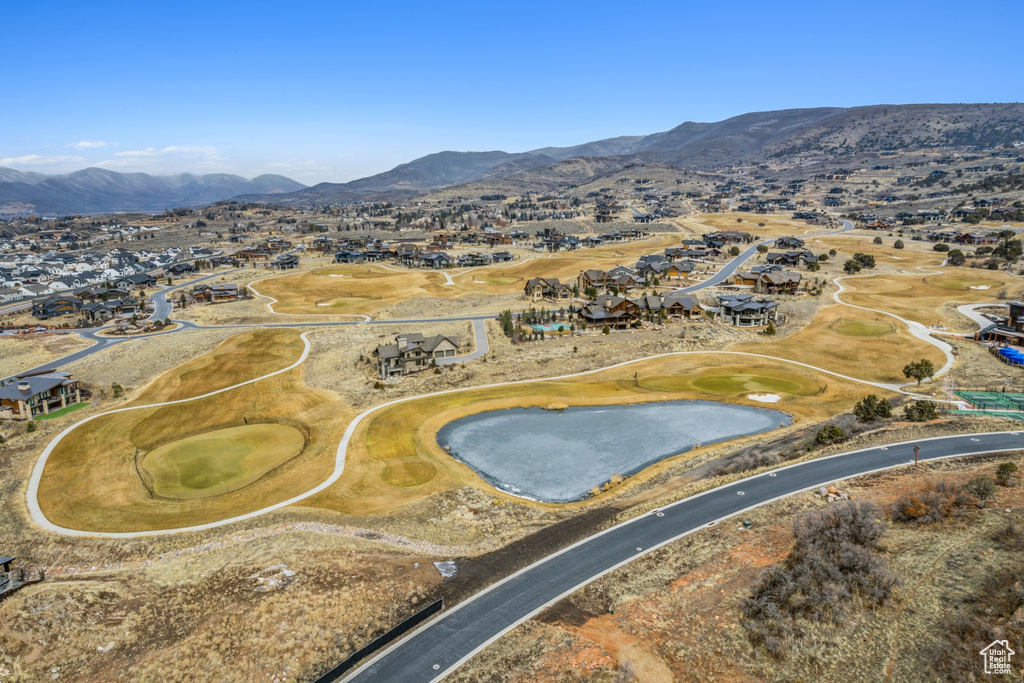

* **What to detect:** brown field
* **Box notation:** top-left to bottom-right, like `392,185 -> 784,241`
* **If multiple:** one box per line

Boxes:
35,329 -> 353,532
449,454 -> 1024,683
0,333 -> 92,378
253,235 -> 689,317
840,267 -> 1023,331
807,232 -> 947,270
732,303 -> 948,384
681,212 -> 837,239
304,353 -> 885,518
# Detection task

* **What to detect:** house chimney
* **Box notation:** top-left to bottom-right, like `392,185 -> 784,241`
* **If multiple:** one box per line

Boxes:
18,381 -> 31,392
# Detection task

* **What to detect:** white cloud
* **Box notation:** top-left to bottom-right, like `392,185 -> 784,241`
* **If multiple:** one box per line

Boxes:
67,140 -> 109,149
98,145 -> 227,172
0,154 -> 87,171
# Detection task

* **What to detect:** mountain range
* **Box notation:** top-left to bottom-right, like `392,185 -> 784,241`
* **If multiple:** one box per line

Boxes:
3,103 -> 1022,215
0,169 -> 305,215
236,103 -> 1023,207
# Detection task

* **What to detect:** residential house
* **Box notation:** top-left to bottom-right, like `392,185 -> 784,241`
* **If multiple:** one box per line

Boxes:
715,294 -> 779,327
774,237 -> 805,250
524,277 -> 573,303
192,283 -> 240,303
766,250 -> 818,267
0,371 -> 82,420
374,333 -> 460,377
268,254 -> 300,270
32,295 -> 83,320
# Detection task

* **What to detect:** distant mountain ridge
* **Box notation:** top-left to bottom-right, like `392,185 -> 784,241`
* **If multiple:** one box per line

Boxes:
238,103 -> 1023,208
5,103 -> 1022,214
0,168 -> 305,215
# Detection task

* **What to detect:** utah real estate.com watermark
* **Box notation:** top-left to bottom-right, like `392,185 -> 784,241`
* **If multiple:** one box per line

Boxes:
980,640 -> 1015,675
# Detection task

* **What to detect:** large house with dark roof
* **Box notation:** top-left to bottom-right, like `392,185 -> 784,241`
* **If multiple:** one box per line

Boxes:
374,333 -> 461,377
0,370 -> 82,420
524,277 -> 573,303
715,294 -> 779,327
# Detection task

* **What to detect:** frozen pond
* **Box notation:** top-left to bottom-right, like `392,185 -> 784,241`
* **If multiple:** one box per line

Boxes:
437,401 -> 791,502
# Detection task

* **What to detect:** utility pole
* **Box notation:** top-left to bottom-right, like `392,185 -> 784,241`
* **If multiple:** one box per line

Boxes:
914,444 -> 920,467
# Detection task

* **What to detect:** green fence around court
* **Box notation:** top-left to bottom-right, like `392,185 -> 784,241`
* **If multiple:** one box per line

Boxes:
956,391 -> 1024,412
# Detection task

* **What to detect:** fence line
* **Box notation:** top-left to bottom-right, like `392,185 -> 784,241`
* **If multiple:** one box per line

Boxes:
314,598 -> 444,682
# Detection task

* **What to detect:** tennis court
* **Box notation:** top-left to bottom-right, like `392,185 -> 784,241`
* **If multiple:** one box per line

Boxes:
956,390 -> 1024,412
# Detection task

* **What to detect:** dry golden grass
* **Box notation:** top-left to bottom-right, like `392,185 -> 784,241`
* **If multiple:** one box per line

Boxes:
732,304 -> 948,384
681,212 -> 836,239
450,457 -> 1024,683
304,353 -> 884,517
0,333 -> 92,378
807,233 -> 946,270
841,267 -> 1023,330
253,235 -> 688,317
36,329 -> 353,532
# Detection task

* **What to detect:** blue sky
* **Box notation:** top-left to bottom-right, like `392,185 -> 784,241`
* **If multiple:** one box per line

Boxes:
2,0 -> 1022,183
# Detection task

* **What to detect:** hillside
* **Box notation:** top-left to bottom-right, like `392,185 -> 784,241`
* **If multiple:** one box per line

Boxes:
0,168 -> 305,215
240,103 -> 1024,208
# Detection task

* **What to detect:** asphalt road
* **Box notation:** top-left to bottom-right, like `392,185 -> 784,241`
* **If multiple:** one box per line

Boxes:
344,430 -> 1024,683
675,219 -> 852,294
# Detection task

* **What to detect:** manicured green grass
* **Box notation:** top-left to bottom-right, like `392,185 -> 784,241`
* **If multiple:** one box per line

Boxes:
142,423 -> 305,499
638,367 -> 824,397
34,402 -> 90,420
830,319 -> 895,337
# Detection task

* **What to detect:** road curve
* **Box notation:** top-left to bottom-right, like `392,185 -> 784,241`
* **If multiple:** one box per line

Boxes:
675,219 -> 852,294
343,429 -> 1024,683
27,341 -> 963,540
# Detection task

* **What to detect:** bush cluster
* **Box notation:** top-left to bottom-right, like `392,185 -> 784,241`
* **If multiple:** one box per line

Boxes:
903,399 -> 939,422
741,502 -> 898,658
890,480 -> 972,524
853,394 -> 892,422
714,450 -> 781,476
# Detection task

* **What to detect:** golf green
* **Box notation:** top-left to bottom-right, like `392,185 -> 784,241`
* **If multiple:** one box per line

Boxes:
142,423 -> 304,499
831,319 -> 895,337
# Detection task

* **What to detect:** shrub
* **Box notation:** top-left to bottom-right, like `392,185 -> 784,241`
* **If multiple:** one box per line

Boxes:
894,239 -> 905,249
890,480 -> 972,523
873,236 -> 883,244
757,244 -> 768,253
26,421 -> 37,433
964,476 -> 996,507
818,253 -> 829,262
815,424 -> 846,444
730,245 -> 741,256
933,242 -> 950,252
741,502 -> 897,658
111,382 -> 124,399
947,248 -> 966,266
601,325 -> 610,335
991,522 -> 1024,550
373,380 -> 384,390
844,259 -> 862,274
853,394 -> 892,422
903,399 -> 939,422
763,321 -> 776,337
714,450 -> 781,476
996,461 -> 1019,486
853,252 -> 876,268
829,248 -> 837,256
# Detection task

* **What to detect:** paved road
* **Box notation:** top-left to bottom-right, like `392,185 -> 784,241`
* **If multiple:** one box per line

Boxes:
675,219 -> 852,294
343,430 -> 1024,683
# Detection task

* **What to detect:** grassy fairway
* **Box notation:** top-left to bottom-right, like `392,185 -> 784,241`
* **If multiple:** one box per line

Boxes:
253,235 -> 687,316
732,304 -> 947,384
36,329 -> 353,532
133,328 -> 306,403
829,318 -> 895,337
304,354 -> 881,517
142,423 -> 305,499
840,268 -> 1022,331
